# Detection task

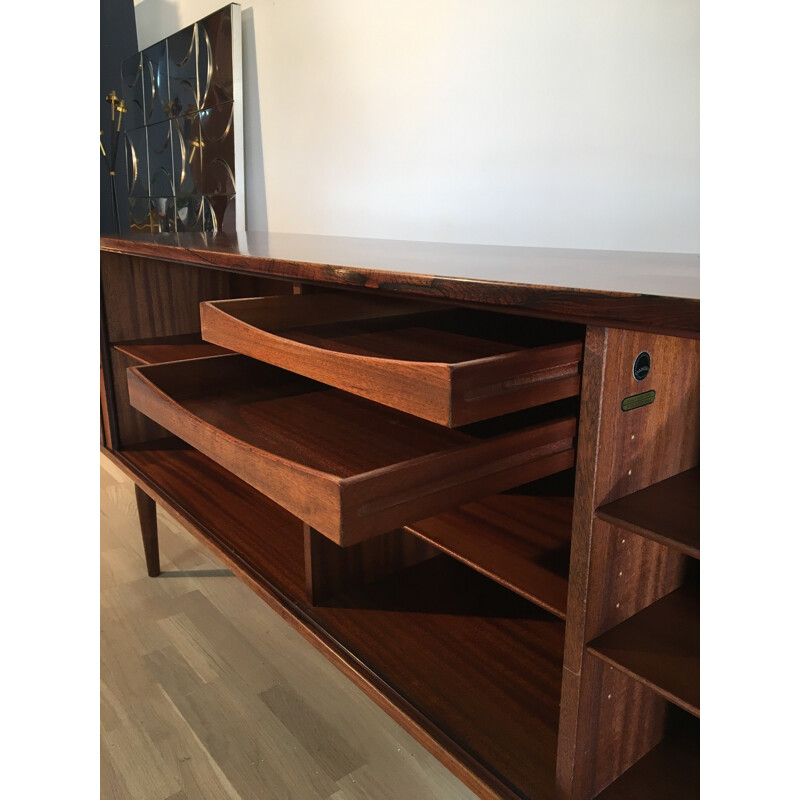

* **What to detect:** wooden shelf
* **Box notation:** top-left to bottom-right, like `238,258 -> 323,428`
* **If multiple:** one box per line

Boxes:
596,467 -> 699,558
594,714 -> 699,799
200,293 -> 584,426
404,478 -> 573,619
310,556 -> 565,800
127,354 -> 577,546
110,440 -> 565,800
587,584 -> 699,717
114,333 -> 231,365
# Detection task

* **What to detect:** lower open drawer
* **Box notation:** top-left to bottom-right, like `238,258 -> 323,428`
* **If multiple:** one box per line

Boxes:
127,354 -> 576,545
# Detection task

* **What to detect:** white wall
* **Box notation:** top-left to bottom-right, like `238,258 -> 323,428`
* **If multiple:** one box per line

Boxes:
134,0 -> 699,253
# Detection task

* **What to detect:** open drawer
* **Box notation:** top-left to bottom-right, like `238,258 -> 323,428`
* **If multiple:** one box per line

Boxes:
127,354 -> 577,545
200,293 -> 584,426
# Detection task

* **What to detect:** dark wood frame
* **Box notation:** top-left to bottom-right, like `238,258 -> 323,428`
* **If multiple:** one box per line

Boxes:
100,234 -> 699,800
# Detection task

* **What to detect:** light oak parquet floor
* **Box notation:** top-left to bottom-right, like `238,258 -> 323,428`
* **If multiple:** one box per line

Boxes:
100,454 -> 479,800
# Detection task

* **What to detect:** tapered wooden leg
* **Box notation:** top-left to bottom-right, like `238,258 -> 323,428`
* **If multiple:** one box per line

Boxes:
134,485 -> 160,577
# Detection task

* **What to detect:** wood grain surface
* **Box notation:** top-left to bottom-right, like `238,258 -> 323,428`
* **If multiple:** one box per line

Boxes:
127,354 -> 577,545
304,524 -> 438,606
594,711 -> 699,799
135,486 -> 160,577
101,250 -> 293,345
109,348 -> 173,447
309,556 -> 566,800
201,294 -> 583,425
596,467 -> 700,558
115,334 -> 231,365
101,233 -> 700,337
403,482 -> 574,618
561,653 -> 670,799
588,584 -> 700,717
557,327 -> 700,799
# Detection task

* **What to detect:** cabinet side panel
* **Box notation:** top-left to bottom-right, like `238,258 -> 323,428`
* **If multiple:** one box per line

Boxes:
558,327 -> 699,799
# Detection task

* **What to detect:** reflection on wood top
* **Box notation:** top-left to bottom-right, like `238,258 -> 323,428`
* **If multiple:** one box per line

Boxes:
101,231 -> 700,336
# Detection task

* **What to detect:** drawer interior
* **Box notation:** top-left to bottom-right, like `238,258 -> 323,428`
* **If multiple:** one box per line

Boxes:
127,354 -> 578,544
201,293 -> 584,426
215,296 -> 582,359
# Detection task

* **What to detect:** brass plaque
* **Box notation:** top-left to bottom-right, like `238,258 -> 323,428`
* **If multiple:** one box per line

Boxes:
621,390 -> 656,412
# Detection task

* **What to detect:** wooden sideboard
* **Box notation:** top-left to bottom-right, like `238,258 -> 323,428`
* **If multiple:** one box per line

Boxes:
100,232 -> 699,800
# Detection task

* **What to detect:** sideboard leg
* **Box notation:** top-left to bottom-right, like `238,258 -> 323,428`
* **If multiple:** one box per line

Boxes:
134,485 -> 161,577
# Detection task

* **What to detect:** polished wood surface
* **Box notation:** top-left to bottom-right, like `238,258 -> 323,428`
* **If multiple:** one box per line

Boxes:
594,713 -> 699,799
558,327 -> 700,799
134,485 -> 160,577
562,653 -> 669,799
101,455 -> 479,800
127,354 -> 577,545
583,519 -> 686,645
101,251 -> 293,345
201,293 -> 583,425
304,524 -> 437,605
101,233 -> 699,337
101,251 -> 292,449
588,584 -> 700,717
100,365 -> 113,447
404,482 -> 574,619
596,467 -> 700,558
562,327 -> 700,671
109,349 -> 172,446
115,333 -> 231,365
583,328 -> 700,511
310,556 -> 566,800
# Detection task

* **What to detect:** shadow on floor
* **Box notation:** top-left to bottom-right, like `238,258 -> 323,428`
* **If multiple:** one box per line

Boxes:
157,569 -> 234,578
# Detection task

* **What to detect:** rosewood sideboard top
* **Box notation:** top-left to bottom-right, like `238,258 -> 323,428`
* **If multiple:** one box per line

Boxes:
100,232 -> 699,338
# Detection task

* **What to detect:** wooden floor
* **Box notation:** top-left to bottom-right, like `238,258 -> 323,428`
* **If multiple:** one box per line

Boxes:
100,454 -> 479,800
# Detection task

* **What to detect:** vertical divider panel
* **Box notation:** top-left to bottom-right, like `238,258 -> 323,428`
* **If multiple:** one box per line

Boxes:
304,524 -> 438,606
557,327 -> 700,799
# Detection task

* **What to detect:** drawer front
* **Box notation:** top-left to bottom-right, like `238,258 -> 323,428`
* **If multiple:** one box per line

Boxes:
200,293 -> 583,426
127,354 -> 577,545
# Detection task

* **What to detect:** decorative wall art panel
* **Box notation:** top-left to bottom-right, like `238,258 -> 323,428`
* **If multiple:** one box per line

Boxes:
171,113 -> 203,196
121,3 -> 243,233
120,53 -> 145,129
124,127 -> 149,197
142,40 -> 170,126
